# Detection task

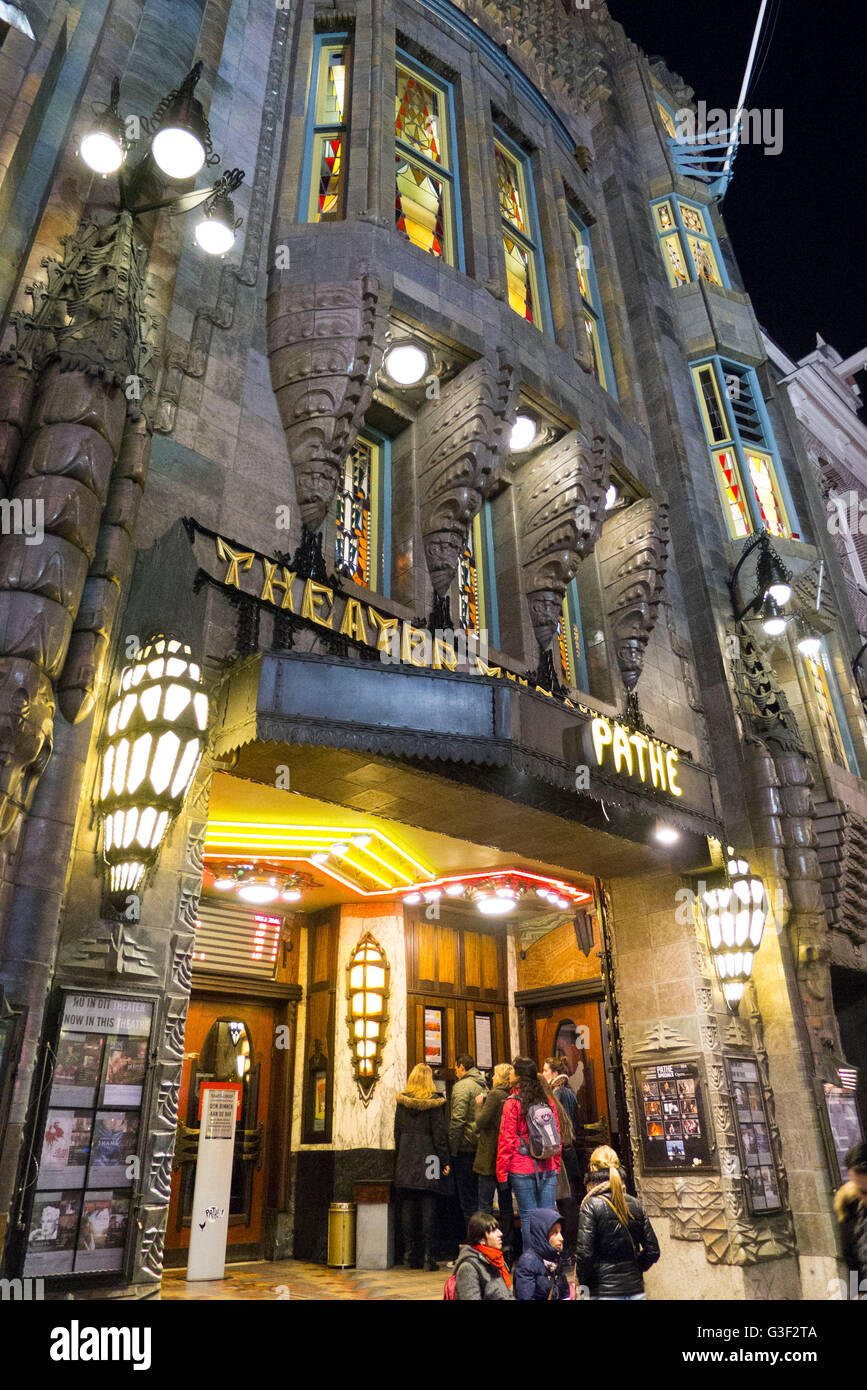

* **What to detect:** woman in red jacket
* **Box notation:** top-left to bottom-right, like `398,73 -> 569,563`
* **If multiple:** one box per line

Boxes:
496,1057 -> 562,1230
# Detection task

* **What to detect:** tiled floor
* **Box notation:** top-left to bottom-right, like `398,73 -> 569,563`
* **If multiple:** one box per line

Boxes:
162,1259 -> 445,1300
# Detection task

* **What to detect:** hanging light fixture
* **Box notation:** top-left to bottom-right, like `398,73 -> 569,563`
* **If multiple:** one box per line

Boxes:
194,173 -> 243,256
795,619 -> 822,657
81,79 -> 127,175
97,635 -> 208,903
699,848 -> 768,1011
729,530 -> 793,634
150,61 -> 212,180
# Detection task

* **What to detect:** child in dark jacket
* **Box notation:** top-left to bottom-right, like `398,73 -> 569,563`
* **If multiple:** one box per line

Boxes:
514,1208 -> 571,1300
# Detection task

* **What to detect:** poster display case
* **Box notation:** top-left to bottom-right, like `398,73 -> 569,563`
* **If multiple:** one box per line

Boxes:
726,1056 -> 782,1214
23,992 -> 154,1279
633,1059 -> 716,1172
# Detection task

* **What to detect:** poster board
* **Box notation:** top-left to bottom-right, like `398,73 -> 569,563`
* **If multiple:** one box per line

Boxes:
726,1057 -> 782,1213
24,992 -> 153,1278
633,1059 -> 716,1172
424,1007 -> 443,1067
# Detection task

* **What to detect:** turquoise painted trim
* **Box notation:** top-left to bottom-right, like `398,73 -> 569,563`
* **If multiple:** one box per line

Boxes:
650,195 -> 731,290
379,432 -> 392,599
565,579 -> 590,693
820,640 -> 860,777
396,48 -> 465,272
419,0 -> 575,156
298,31 -> 349,224
479,501 -> 499,649
493,123 -> 553,337
569,213 -> 618,400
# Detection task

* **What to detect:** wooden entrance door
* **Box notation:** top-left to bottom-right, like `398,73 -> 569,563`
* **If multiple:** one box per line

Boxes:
166,996 -> 275,1264
529,995 -> 616,1151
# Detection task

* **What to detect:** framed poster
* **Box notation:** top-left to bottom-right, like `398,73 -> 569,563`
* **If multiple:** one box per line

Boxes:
424,1007 -> 443,1067
823,1083 -> 863,1183
726,1057 -> 782,1214
23,991 -> 154,1279
633,1060 -> 716,1172
474,1013 -> 493,1071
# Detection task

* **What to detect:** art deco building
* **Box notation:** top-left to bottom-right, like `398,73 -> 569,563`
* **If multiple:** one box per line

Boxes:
0,0 -> 864,1300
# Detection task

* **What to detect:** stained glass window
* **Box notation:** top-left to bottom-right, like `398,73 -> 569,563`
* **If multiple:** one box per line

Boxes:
569,219 -> 613,392
306,40 -> 351,222
691,360 -> 798,542
457,513 -> 485,634
395,60 -> 455,263
557,583 -> 590,692
652,197 -> 725,288
804,647 -> 857,774
330,435 -> 381,590
657,102 -> 678,138
495,138 -> 544,326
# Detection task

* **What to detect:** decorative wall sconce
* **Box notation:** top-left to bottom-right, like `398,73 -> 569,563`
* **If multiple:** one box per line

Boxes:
346,932 -> 389,1105
382,340 -> 430,387
698,849 -> 768,1011
96,635 -> 208,905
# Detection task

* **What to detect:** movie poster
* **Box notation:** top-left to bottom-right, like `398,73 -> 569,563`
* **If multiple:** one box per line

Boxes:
50,1035 -> 104,1107
634,1061 -> 715,1171
74,1193 -> 130,1273
88,1112 -> 140,1188
23,1191 -> 81,1275
101,1037 -> 148,1107
37,1111 -> 93,1189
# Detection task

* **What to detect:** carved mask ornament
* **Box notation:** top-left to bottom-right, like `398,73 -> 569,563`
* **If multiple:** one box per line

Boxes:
267,275 -> 388,532
416,347 -> 518,597
516,425 -> 611,652
0,657 -> 54,838
599,496 -> 670,693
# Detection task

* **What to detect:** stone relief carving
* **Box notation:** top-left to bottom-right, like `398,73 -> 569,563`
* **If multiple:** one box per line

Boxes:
639,1020 -> 692,1051
514,425 -> 611,661
267,274 -> 389,536
598,497 -> 670,696
416,348 -> 518,621
59,922 -> 159,977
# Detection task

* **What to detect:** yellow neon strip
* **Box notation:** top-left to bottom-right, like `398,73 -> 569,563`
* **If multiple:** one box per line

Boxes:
331,851 -> 394,889
205,821 -> 435,878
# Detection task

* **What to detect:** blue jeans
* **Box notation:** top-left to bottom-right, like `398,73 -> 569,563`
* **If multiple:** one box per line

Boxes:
510,1170 -> 557,1226
477,1174 -> 515,1250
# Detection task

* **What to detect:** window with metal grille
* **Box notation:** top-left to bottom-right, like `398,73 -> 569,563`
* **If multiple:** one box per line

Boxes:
194,900 -> 282,979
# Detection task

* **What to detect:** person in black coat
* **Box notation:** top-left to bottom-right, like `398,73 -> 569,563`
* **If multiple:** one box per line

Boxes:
576,1146 -> 660,1300
834,1141 -> 867,1290
394,1063 -> 451,1270
514,1207 -> 571,1300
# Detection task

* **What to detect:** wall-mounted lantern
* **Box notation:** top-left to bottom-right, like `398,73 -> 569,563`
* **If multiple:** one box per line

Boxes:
699,849 -> 769,1011
96,635 -> 208,906
346,931 -> 389,1105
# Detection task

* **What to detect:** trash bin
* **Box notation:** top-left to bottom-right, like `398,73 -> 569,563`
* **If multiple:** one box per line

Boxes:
327,1201 -> 356,1268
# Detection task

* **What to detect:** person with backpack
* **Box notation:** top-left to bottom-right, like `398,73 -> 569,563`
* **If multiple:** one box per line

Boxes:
449,1211 -> 514,1300
514,1208 -> 571,1300
448,1053 -> 488,1224
473,1062 -> 516,1258
393,1063 -> 451,1270
576,1145 -> 660,1299
496,1057 -> 562,1228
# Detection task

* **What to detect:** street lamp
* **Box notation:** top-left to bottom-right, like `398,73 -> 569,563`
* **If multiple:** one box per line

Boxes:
728,530 -> 793,636
80,62 -> 245,256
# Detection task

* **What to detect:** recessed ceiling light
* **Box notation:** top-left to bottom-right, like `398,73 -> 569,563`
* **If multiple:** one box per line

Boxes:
384,343 -> 428,386
330,842 -> 349,855
477,896 -> 517,916
510,414 -> 538,452
444,883 -> 465,896
237,883 -> 281,905
403,892 -> 422,905
655,825 -> 680,845
351,834 -> 372,848
310,852 -> 329,865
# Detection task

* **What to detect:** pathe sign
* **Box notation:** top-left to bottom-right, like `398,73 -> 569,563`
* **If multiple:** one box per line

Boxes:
584,715 -> 683,798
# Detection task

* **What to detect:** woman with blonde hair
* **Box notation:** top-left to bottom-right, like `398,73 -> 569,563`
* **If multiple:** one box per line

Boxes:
576,1145 -> 659,1299
394,1063 -> 451,1270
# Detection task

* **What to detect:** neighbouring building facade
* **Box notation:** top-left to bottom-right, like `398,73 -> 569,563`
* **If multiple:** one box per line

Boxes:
0,0 -> 865,1301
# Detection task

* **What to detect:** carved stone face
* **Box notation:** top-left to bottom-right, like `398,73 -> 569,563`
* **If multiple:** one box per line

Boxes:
527,591 -> 563,651
424,530 -> 466,597
0,658 -> 54,839
294,459 -> 341,532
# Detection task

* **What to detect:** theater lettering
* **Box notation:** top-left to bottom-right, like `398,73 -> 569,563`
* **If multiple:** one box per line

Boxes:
588,715 -> 683,797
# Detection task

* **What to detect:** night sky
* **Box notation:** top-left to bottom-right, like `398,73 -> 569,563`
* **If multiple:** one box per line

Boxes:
606,0 -> 866,365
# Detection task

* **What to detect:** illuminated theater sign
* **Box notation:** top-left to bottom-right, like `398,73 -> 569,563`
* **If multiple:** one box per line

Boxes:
585,716 -> 683,798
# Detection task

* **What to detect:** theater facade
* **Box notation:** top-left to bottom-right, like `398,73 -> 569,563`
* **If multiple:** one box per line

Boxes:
0,0 -> 864,1301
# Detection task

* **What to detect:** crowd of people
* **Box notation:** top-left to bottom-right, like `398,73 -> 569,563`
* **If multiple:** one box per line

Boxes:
393,1054 -> 660,1299
394,1058 -> 867,1301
